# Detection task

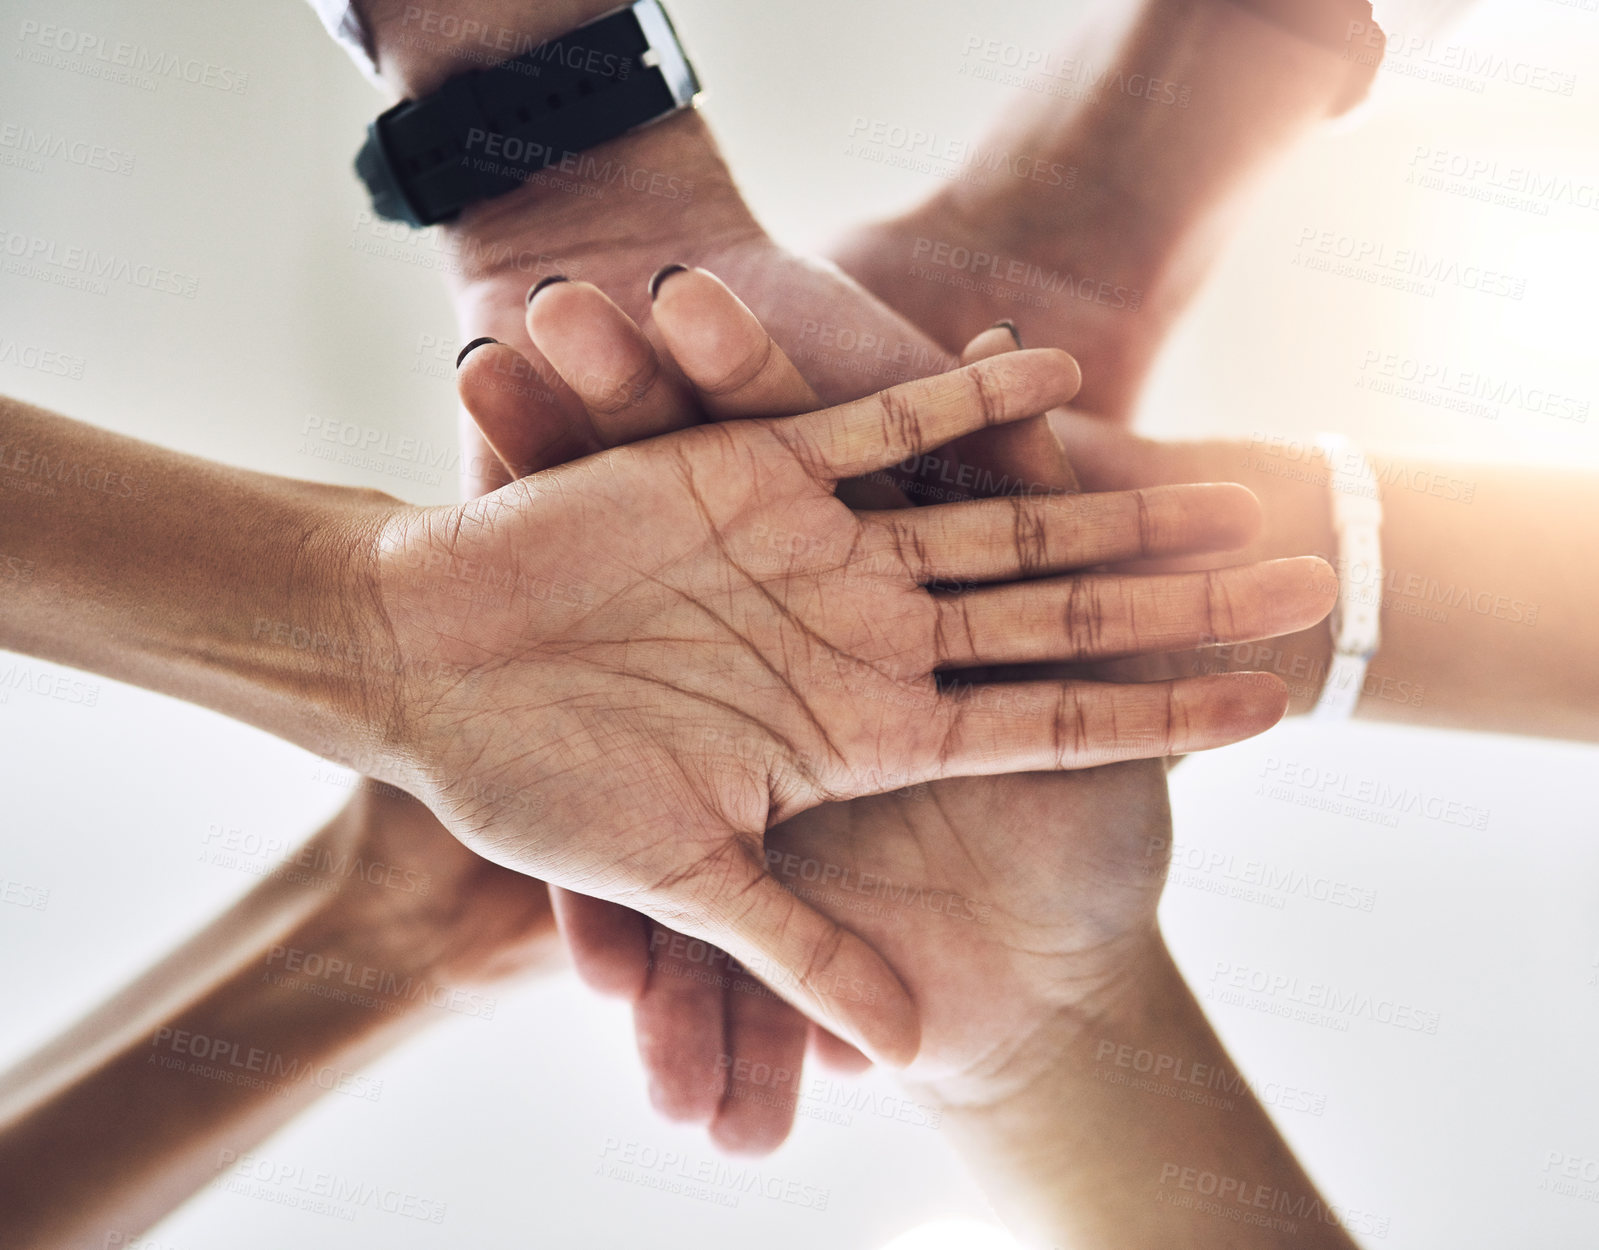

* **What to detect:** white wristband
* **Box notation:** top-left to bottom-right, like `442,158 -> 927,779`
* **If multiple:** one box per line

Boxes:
1312,434 -> 1383,721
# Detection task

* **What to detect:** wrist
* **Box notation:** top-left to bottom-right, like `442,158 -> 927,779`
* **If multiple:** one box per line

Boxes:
237,485 -> 413,775
916,929 -> 1171,1114
441,110 -> 760,297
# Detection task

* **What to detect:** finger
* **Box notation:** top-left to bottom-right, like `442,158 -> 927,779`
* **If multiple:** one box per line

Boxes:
903,322 -> 1082,504
959,323 -> 1024,367
633,922 -> 730,1123
934,671 -> 1292,773
459,410 -> 514,496
526,278 -> 698,446
1048,410 -> 1176,493
708,976 -> 810,1156
649,266 -> 821,419
650,265 -> 908,510
808,1023 -> 873,1074
775,349 -> 1082,483
665,853 -> 919,1070
551,888 -> 651,1000
861,483 -> 1262,584
931,556 -> 1336,668
456,338 -> 597,480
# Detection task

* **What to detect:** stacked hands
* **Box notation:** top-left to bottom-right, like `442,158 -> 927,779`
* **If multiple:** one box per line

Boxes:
14,5 -> 1495,1245
334,265 -> 1334,1149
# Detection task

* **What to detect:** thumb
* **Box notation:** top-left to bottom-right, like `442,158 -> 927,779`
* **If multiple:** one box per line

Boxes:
958,321 -> 1080,494
1048,409 -> 1170,493
660,848 -> 920,1069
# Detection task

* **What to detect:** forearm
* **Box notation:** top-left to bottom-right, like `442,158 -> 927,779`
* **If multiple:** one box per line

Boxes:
0,395 -> 399,767
940,0 -> 1379,287
1353,461 -> 1599,738
351,2 -> 777,324
1217,446 -> 1599,736
1061,418 -> 1599,737
929,940 -> 1361,1249
0,804 -> 445,1248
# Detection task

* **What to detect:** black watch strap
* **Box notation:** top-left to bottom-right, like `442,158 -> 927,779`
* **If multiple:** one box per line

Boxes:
355,0 -> 700,228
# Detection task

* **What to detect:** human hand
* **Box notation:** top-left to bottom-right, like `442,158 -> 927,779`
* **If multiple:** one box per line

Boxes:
298,786 -> 561,993
829,0 -> 1386,421
449,266 -> 1332,1099
445,112 -> 958,417
1042,414 -> 1339,714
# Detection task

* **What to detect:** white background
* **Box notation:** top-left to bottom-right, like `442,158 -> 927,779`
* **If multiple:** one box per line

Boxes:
2,1 -> 1598,1247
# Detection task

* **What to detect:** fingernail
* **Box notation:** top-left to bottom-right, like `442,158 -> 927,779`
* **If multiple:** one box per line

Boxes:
992,319 -> 1023,349
455,336 -> 498,368
526,274 -> 568,305
648,263 -> 689,301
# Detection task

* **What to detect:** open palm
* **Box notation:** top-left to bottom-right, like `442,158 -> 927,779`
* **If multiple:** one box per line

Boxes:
439,269 -> 1329,1075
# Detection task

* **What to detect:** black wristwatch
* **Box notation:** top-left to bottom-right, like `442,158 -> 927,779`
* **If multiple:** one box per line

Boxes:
355,0 -> 701,228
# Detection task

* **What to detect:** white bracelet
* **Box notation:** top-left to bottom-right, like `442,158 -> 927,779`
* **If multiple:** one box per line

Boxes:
1312,434 -> 1383,721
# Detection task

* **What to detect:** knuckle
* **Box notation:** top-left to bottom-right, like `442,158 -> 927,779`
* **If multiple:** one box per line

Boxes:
969,365 -> 1006,430
875,387 -> 924,464
1010,497 -> 1050,577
